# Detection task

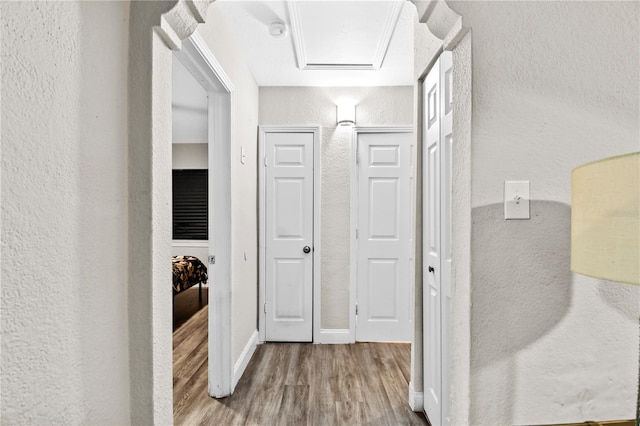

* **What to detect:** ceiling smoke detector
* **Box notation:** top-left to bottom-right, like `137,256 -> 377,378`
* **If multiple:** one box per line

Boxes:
269,21 -> 288,39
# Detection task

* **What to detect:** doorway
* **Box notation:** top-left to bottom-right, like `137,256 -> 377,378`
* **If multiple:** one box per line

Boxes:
173,33 -> 234,398
171,50 -> 210,331
258,126 -> 322,343
350,127 -> 415,342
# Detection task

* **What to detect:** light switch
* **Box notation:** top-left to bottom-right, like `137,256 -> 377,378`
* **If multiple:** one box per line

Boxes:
504,181 -> 530,219
240,146 -> 246,165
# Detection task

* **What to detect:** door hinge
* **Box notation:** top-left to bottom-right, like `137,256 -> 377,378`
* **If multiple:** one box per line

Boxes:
264,156 -> 268,166
355,228 -> 359,239
208,255 -> 216,265
356,150 -> 359,165
355,304 -> 359,316
264,303 -> 267,314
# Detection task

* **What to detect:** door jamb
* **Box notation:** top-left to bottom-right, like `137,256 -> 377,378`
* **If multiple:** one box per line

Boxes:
349,125 -> 415,343
173,32 -> 235,397
258,125 -> 322,343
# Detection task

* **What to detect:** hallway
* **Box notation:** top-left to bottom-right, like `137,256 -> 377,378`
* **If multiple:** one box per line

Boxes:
173,307 -> 427,425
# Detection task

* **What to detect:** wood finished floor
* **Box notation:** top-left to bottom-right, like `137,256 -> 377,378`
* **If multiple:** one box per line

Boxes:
173,285 -> 208,331
173,306 -> 428,425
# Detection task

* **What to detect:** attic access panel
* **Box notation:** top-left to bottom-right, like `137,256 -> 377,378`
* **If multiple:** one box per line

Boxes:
288,1 -> 404,70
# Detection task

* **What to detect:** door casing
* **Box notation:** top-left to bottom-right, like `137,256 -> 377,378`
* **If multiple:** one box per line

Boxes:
258,125 -> 322,343
174,33 -> 234,397
349,126 -> 415,343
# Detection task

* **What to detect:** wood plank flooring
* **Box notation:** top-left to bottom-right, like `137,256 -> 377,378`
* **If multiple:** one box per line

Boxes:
173,285 -> 208,331
173,306 -> 427,425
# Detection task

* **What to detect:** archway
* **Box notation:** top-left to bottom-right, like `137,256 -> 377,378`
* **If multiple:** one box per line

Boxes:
127,1 -> 472,424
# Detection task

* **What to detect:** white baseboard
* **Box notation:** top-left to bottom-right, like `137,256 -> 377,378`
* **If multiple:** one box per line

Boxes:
232,330 -> 259,390
318,329 -> 351,344
408,380 -> 424,412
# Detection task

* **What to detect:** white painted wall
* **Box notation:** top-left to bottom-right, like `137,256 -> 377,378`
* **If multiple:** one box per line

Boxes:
172,143 -> 209,262
4,1 -> 636,424
172,56 -> 208,144
172,143 -> 208,169
197,3 -> 260,363
171,242 -> 208,268
1,2 -> 131,424
447,2 -> 640,424
259,86 -> 414,329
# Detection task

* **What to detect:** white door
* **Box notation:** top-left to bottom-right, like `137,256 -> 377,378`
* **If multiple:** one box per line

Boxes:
424,51 -> 453,426
264,131 -> 314,342
355,130 -> 413,342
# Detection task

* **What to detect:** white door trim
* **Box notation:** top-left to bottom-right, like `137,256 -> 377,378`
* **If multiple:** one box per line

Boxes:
258,125 -> 322,343
174,32 -> 234,397
350,125 -> 414,343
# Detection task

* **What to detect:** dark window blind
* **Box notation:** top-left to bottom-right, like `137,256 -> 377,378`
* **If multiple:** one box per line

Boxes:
173,169 -> 208,240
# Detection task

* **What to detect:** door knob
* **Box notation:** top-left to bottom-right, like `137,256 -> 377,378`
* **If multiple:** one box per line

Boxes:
428,266 -> 435,273
303,246 -> 311,254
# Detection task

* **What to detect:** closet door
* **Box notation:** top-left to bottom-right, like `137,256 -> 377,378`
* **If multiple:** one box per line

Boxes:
263,130 -> 315,342
355,130 -> 413,342
423,50 -> 453,426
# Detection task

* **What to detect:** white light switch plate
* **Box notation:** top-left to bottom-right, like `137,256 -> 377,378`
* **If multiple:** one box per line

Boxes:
504,180 -> 530,219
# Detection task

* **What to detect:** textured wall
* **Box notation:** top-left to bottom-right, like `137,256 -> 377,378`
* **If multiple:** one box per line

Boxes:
259,86 -> 414,329
448,1 -> 640,424
1,2 -> 131,424
448,33 -> 473,424
198,3 -> 260,363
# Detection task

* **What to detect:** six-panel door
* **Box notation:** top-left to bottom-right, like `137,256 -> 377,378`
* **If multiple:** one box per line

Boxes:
424,50 -> 453,426
264,132 -> 315,342
356,131 -> 413,342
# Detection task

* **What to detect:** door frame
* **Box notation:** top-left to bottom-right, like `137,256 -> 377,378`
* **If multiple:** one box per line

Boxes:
173,32 -> 234,397
410,6 -> 472,421
258,125 -> 322,343
349,126 -> 414,342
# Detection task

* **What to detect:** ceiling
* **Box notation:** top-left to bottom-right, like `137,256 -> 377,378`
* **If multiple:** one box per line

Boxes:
215,0 -> 416,86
